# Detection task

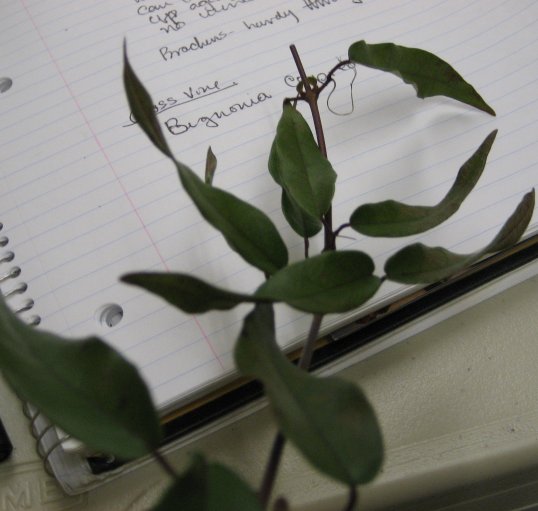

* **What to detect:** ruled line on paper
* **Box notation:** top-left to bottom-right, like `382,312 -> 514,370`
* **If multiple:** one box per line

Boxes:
1,0 -> 418,133
75,0 -> 520,188
14,100 -> 538,285
65,0 -> 419,93
0,0 -> 510,174
19,0 -> 168,266
13,67 -> 532,267
0,0 -> 510,200
6,89 -> 532,288
8,76 -> 536,328
70,0 -> 507,163
17,0 -> 224,370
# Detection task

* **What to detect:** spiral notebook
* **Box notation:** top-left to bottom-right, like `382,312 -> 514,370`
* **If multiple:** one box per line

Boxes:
1,0 -> 537,495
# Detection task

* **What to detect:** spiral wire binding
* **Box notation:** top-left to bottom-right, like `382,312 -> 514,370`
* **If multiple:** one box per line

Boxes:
0,222 -> 69,473
0,223 -> 40,325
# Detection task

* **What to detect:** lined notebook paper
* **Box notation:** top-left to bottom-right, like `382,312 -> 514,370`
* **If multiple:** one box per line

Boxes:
1,0 -> 537,419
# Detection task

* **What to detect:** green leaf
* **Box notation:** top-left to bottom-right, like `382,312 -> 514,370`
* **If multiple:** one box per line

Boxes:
255,251 -> 381,314
269,104 -> 337,219
205,146 -> 217,185
385,189 -> 535,283
123,42 -> 172,157
124,47 -> 288,275
235,305 -> 383,485
281,189 -> 323,238
174,160 -> 288,275
350,131 -> 497,236
0,296 -> 161,459
154,455 -> 262,511
122,272 -> 257,313
348,40 -> 495,116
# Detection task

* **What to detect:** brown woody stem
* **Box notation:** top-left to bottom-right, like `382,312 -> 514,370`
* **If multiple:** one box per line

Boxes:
289,44 -> 335,250
343,487 -> 358,511
258,432 -> 286,508
318,59 -> 353,94
258,45 -> 334,509
258,312 -> 324,508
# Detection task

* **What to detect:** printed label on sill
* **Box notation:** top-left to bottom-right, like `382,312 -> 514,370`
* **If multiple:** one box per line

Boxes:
0,461 -> 86,510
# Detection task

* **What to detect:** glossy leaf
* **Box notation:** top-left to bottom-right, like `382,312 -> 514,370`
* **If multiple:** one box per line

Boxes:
123,43 -> 172,157
124,51 -> 288,275
348,40 -> 495,116
350,131 -> 497,236
255,251 -> 381,314
269,104 -> 337,219
281,189 -> 323,238
174,159 -> 288,275
205,146 -> 217,185
122,272 -> 257,313
235,305 -> 383,485
385,189 -> 535,283
154,455 -> 262,511
0,296 -> 161,459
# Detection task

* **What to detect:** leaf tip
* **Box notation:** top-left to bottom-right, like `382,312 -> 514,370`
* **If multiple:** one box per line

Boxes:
122,39 -> 130,73
205,146 -> 217,185
120,273 -> 134,284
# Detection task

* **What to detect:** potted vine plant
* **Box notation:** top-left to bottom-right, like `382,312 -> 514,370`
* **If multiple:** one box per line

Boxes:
0,39 -> 533,510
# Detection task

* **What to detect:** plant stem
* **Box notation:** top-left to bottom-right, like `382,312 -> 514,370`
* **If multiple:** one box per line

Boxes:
298,313 -> 323,370
258,312 -> 324,508
334,222 -> 351,238
152,448 -> 178,480
289,45 -> 335,250
258,45 -> 334,509
318,59 -> 353,94
343,487 -> 358,511
258,432 -> 286,508
289,46 -> 328,158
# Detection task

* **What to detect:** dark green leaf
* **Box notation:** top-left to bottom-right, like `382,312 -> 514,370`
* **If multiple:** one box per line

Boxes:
281,189 -> 323,238
348,40 -> 495,116
122,272 -> 257,313
174,160 -> 288,275
0,296 -> 161,459
269,104 -> 337,219
385,189 -> 535,283
123,42 -> 172,157
255,251 -> 381,314
205,146 -> 217,185
154,455 -> 262,511
235,305 -> 383,485
350,131 -> 497,236
482,190 -> 535,252
124,48 -> 287,275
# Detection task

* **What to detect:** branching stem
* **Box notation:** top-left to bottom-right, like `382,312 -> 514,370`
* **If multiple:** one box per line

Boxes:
318,59 -> 353,94
258,45 -> 336,509
289,45 -> 335,250
335,222 -> 351,238
289,45 -> 328,158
